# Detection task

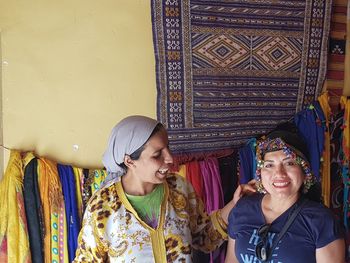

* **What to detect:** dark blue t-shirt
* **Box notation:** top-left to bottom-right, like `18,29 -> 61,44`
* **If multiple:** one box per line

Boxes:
228,194 -> 343,263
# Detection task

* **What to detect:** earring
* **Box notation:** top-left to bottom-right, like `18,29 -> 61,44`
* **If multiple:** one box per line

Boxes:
302,176 -> 314,193
256,180 -> 267,194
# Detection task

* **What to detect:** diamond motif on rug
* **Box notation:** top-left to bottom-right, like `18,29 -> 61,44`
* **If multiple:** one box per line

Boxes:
193,35 -> 250,68
152,0 -> 332,154
255,37 -> 300,71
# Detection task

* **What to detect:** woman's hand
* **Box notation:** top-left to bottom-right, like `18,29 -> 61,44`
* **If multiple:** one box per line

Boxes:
220,180 -> 257,224
232,179 -> 257,206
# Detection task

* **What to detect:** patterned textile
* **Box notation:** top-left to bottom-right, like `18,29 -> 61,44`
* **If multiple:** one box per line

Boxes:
326,0 -> 348,108
0,151 -> 31,263
152,0 -> 332,154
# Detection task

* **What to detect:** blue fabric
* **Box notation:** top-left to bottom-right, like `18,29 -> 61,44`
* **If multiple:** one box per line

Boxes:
294,102 -> 326,180
228,194 -> 344,263
57,164 -> 81,262
239,138 -> 257,184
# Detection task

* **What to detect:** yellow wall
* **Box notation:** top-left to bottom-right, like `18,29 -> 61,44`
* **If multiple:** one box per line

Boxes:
0,0 -> 157,175
1,1 -> 349,179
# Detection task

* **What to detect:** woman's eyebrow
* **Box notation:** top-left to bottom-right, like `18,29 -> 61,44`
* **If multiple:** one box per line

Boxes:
263,159 -> 274,162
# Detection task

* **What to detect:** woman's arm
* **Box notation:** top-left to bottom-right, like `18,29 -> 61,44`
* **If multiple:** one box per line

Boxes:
220,180 -> 256,224
186,178 -> 256,253
316,239 -> 345,263
225,237 -> 239,263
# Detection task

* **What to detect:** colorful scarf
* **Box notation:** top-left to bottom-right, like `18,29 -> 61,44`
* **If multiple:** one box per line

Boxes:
0,150 -> 31,263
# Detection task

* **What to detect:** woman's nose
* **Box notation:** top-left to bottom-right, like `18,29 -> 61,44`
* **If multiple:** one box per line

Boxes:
275,164 -> 286,175
164,148 -> 174,165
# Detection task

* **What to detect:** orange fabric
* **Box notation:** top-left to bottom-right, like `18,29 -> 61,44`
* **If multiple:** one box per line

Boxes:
341,96 -> 350,160
38,158 -> 63,263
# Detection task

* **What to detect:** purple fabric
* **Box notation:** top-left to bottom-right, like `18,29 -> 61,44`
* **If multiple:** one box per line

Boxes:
199,158 -> 224,213
199,158 -> 225,263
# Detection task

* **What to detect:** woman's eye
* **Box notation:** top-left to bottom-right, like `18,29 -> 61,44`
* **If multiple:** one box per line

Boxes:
264,163 -> 273,168
286,161 -> 296,166
153,153 -> 161,158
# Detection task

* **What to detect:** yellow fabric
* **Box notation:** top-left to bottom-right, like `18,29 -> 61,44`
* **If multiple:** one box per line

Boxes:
341,96 -> 350,161
60,204 -> 69,263
318,92 -> 331,207
0,150 -> 31,263
51,212 -> 60,263
90,169 -> 107,195
177,164 -> 186,177
73,167 -> 84,221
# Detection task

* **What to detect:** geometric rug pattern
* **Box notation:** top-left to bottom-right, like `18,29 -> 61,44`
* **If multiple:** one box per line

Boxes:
152,0 -> 332,154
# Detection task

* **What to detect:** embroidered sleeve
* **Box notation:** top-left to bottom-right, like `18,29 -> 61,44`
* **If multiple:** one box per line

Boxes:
168,174 -> 227,252
188,190 -> 227,252
73,195 -> 108,262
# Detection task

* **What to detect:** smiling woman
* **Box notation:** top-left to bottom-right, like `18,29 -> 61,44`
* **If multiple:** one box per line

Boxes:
73,115 -> 250,263
225,130 -> 345,263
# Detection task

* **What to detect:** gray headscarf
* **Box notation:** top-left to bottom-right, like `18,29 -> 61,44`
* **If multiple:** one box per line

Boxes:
102,115 -> 160,185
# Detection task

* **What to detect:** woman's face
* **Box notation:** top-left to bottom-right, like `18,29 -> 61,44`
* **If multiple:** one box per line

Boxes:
131,128 -> 174,185
261,150 -> 304,199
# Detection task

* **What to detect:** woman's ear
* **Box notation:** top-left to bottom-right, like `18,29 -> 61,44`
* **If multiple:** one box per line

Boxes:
123,155 -> 135,169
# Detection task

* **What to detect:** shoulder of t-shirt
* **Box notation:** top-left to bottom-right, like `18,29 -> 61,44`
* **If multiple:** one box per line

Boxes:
229,193 -> 263,217
300,199 -> 336,219
236,193 -> 263,207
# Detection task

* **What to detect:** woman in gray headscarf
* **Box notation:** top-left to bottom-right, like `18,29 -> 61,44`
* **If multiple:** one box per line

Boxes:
74,115 -> 253,263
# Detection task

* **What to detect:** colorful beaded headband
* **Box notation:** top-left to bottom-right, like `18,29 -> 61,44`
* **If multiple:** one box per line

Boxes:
255,137 -> 316,193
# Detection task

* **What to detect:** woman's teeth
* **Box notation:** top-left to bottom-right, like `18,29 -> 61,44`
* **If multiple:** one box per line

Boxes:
158,169 -> 168,175
273,182 -> 289,187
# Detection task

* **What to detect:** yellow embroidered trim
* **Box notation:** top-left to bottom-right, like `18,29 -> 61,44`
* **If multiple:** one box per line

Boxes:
210,210 -> 228,240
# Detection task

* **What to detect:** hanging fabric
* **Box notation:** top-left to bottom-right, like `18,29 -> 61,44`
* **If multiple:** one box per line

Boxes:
57,164 -> 80,262
294,102 -> 326,181
238,138 -> 257,184
318,92 -> 332,207
186,161 -> 204,202
23,155 -> 44,263
0,150 -> 31,263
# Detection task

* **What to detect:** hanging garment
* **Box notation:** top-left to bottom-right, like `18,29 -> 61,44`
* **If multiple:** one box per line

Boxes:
186,161 -> 204,201
23,155 -> 44,263
0,150 -> 31,263
73,167 -> 84,222
58,200 -> 69,262
199,158 -> 225,263
218,152 -> 239,205
238,138 -> 257,184
294,102 -> 326,180
90,169 -> 107,195
341,96 -> 350,160
340,96 -> 350,231
329,111 -> 345,222
57,164 -> 81,262
199,158 -> 224,213
38,158 -> 64,263
318,92 -> 332,207
81,169 -> 92,212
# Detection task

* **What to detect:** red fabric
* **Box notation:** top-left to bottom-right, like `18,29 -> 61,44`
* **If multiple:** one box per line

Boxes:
185,161 -> 204,201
